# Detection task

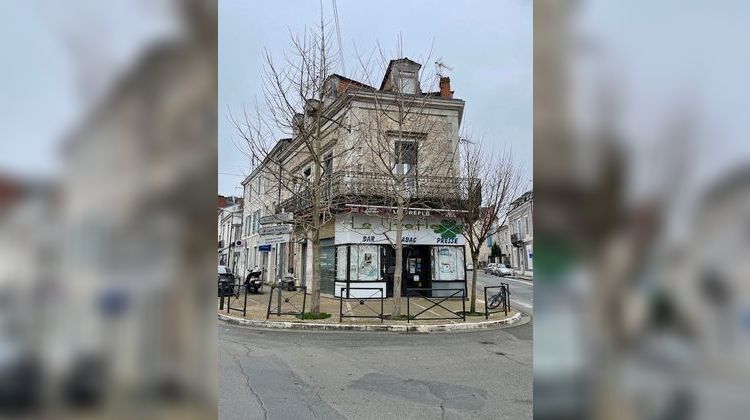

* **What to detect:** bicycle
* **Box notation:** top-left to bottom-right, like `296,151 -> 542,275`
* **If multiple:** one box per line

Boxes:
487,286 -> 509,310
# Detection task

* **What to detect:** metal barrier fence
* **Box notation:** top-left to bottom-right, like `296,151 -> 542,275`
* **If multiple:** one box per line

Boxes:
266,285 -> 307,319
406,288 -> 466,323
339,287 -> 384,323
218,282 -> 248,317
484,283 -> 510,319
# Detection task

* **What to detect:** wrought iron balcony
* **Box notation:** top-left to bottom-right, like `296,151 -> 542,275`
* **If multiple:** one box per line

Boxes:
278,170 -> 478,213
510,233 -> 525,247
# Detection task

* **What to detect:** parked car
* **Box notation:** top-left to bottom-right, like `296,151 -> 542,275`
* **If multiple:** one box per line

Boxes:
495,265 -> 512,277
484,263 -> 497,275
466,262 -> 474,271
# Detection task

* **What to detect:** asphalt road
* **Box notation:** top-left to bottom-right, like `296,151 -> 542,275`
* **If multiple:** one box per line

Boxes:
469,270 -> 534,314
219,321 -> 532,419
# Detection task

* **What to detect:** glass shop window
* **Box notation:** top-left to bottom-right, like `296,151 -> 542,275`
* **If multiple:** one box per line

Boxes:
349,244 -> 380,281
336,246 -> 347,281
432,246 -> 465,281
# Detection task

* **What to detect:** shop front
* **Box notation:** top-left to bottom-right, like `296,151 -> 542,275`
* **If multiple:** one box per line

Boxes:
333,208 -> 467,298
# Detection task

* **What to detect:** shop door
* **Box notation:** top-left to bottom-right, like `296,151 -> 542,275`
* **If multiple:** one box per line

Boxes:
402,246 -> 432,296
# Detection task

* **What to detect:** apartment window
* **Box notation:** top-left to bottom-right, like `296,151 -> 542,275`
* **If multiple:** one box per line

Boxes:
252,210 -> 261,233
255,176 -> 263,195
397,70 -> 418,94
394,140 -> 418,192
244,215 -> 251,236
323,154 -> 333,176
524,216 -> 529,237
323,154 -> 333,197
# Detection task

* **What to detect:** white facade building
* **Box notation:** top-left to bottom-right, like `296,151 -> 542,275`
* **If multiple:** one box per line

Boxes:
508,190 -> 533,276
218,200 -> 243,274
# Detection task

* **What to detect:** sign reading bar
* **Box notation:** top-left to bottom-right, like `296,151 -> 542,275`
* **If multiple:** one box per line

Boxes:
258,225 -> 293,236
259,213 -> 293,225
260,234 -> 290,245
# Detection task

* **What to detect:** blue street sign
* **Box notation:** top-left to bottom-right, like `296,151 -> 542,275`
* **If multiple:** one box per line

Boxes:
259,244 -> 272,252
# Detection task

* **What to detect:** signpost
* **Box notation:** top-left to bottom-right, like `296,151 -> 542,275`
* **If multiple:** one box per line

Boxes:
259,213 -> 293,225
258,225 -> 293,236
257,213 -> 294,287
259,234 -> 290,245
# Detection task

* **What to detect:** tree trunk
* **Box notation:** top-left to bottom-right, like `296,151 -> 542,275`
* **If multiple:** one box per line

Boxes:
470,252 -> 479,313
309,110 -> 323,315
391,206 -> 405,318
310,228 -> 321,314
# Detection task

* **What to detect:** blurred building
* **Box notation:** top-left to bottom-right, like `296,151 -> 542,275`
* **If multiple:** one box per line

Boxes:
508,190 -> 533,276
494,223 -> 512,267
58,14 -> 217,407
217,195 -> 242,272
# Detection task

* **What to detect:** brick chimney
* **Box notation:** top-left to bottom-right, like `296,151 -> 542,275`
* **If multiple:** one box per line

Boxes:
439,77 -> 452,98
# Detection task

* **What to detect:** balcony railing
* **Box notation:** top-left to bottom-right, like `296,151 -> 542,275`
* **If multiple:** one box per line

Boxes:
511,233 -> 524,247
278,170 -> 478,213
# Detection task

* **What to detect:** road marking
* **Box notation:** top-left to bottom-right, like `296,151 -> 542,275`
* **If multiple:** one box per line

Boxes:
505,277 -> 533,286
511,299 -> 533,308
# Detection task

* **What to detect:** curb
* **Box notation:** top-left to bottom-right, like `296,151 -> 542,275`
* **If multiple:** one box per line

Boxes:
218,311 -> 522,333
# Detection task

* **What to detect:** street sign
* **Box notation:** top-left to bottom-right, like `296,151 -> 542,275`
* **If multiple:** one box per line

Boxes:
258,225 -> 293,236
259,213 -> 293,225
260,234 -> 290,245
259,244 -> 272,252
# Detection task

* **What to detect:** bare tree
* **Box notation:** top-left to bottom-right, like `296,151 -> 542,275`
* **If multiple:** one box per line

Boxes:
459,135 -> 524,313
351,46 -> 463,318
230,13 -> 359,315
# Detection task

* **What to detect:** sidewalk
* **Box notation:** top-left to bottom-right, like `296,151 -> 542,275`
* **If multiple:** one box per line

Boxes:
511,271 -> 533,280
218,289 -> 519,326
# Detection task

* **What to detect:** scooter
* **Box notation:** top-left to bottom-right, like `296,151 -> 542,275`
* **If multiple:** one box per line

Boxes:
244,270 -> 263,294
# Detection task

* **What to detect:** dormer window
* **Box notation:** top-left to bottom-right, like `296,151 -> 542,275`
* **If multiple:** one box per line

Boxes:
381,58 -> 422,94
397,70 -> 418,94
323,79 -> 338,107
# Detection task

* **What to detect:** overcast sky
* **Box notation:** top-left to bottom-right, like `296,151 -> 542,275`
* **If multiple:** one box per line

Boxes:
0,1 -> 177,180
218,0 -> 532,197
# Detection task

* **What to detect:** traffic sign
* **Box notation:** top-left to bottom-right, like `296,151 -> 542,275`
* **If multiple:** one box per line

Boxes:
259,213 -> 293,225
260,234 -> 290,245
258,225 -> 293,236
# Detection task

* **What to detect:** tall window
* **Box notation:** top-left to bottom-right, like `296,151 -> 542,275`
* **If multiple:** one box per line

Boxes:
252,209 -> 261,233
323,154 -> 333,198
394,140 -> 417,191
245,215 -> 251,236
255,175 -> 263,195
303,167 -> 312,183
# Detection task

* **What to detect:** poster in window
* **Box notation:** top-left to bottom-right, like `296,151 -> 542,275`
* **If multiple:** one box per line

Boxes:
357,245 -> 379,281
435,246 -> 458,280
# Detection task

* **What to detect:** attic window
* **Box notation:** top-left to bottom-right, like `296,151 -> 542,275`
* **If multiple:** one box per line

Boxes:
324,80 -> 338,101
396,70 -> 418,94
